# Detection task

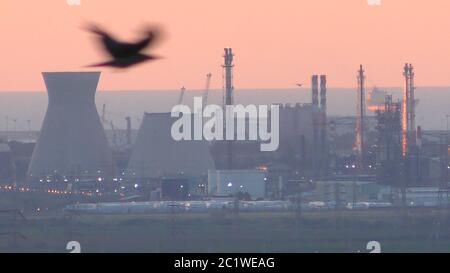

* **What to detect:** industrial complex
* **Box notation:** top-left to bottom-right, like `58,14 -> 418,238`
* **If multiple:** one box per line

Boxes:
0,49 -> 447,215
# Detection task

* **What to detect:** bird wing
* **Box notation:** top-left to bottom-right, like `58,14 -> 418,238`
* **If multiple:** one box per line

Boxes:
85,53 -> 155,68
87,24 -> 160,58
122,28 -> 161,55
101,36 -> 131,59
86,24 -> 133,58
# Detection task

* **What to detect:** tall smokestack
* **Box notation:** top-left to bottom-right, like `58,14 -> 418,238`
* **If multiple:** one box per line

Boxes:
402,63 -> 410,157
320,75 -> 327,113
356,65 -> 366,169
320,75 -> 328,177
223,48 -> 234,169
409,64 -> 416,146
223,48 -> 234,106
312,75 -> 319,107
312,75 -> 319,179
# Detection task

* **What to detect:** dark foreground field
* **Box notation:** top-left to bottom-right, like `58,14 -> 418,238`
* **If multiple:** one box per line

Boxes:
1,192 -> 450,253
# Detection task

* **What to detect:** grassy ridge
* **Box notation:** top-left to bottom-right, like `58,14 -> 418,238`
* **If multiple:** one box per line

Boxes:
1,192 -> 450,252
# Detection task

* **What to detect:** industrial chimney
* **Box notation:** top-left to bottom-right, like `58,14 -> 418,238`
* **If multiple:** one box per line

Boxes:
320,75 -> 328,176
28,72 -> 113,180
320,75 -> 327,111
311,75 -> 320,179
311,75 -> 319,108
223,48 -> 234,169
356,65 -> 366,168
408,64 -> 416,146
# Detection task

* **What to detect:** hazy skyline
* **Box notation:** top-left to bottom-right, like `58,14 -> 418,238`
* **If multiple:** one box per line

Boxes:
2,0 -> 450,91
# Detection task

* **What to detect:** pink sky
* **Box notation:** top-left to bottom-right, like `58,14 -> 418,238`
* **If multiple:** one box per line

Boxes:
1,0 -> 450,91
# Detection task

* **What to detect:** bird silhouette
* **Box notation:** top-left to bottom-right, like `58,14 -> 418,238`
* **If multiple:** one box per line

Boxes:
85,24 -> 163,68
296,83 -> 303,87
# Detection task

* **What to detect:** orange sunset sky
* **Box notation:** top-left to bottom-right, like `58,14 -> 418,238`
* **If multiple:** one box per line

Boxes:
1,0 -> 450,91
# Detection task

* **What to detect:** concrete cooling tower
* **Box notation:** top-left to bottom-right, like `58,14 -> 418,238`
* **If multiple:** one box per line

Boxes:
28,72 -> 113,179
127,112 -> 215,178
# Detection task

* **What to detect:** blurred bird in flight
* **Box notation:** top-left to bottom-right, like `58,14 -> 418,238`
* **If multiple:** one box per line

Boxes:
85,24 -> 164,68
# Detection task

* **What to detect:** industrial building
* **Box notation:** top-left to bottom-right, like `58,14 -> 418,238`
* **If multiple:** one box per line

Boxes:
27,72 -> 113,182
211,74 -> 329,183
313,180 -> 387,205
208,169 -> 267,200
1,53 -> 445,210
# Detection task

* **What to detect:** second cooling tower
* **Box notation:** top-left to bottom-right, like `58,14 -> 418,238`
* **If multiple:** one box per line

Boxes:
127,112 -> 215,178
28,72 -> 113,179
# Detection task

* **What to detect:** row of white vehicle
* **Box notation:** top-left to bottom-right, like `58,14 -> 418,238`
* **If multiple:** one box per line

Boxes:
305,201 -> 393,210
64,200 -> 400,214
64,200 -> 294,214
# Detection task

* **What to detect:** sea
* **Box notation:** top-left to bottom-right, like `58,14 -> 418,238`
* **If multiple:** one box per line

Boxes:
0,87 -> 448,131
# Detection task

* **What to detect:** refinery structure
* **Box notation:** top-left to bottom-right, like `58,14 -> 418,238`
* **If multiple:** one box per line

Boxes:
0,50 -> 447,211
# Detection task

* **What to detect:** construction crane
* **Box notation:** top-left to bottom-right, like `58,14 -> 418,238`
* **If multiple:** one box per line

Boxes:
177,86 -> 186,105
203,73 -> 212,105
100,104 -> 120,150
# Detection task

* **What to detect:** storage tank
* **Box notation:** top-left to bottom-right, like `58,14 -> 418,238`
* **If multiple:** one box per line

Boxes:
28,72 -> 113,180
